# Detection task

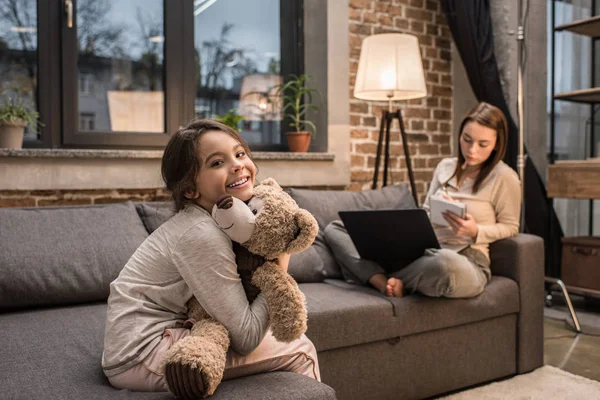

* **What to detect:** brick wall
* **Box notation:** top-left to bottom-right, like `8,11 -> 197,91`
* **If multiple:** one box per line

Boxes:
0,189 -> 171,208
0,186 -> 349,208
348,0 -> 453,204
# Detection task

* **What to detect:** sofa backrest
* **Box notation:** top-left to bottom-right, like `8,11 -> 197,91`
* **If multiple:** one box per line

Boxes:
0,201 -> 149,311
287,184 -> 416,230
135,185 -> 416,236
135,201 -> 177,233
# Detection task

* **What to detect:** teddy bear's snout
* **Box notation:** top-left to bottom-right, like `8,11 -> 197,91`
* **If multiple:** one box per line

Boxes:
216,194 -> 233,209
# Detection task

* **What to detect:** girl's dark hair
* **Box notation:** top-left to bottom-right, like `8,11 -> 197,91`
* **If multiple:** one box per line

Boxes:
161,119 -> 255,212
446,102 -> 508,194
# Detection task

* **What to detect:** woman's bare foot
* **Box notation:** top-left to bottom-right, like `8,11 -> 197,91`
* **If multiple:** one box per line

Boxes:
368,273 -> 389,294
385,278 -> 404,297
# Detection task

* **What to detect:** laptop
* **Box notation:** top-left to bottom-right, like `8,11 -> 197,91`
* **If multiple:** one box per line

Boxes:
338,209 -> 441,274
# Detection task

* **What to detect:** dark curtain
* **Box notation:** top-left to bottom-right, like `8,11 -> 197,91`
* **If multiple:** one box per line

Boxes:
442,0 -> 563,278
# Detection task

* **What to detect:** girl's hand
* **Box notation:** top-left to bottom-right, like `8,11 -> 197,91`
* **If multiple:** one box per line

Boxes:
443,212 -> 479,240
274,253 -> 291,273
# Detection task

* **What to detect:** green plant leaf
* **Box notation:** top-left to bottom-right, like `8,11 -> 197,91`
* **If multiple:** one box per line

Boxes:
275,73 -> 321,137
301,119 -> 317,136
0,95 -> 42,132
214,109 -> 244,131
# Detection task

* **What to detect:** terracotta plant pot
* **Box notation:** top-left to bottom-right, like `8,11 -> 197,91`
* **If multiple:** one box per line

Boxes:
286,131 -> 311,152
0,118 -> 27,149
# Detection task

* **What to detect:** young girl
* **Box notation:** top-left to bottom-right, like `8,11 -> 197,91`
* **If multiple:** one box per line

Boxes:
325,102 -> 521,299
102,120 -> 320,394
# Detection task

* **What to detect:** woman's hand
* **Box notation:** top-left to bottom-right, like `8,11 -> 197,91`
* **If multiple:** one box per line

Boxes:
273,252 -> 291,273
441,192 -> 455,202
443,211 -> 479,240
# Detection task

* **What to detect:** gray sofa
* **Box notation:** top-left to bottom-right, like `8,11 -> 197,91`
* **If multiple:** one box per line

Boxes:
0,184 -> 544,400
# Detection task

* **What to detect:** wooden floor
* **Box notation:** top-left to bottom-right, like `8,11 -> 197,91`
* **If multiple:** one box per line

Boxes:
544,293 -> 600,381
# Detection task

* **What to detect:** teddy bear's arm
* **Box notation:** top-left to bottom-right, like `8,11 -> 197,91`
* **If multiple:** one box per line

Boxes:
251,261 -> 308,343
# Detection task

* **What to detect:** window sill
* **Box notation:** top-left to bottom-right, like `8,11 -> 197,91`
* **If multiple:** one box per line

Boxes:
0,148 -> 335,162
253,151 -> 335,161
0,145 -> 347,191
0,148 -> 164,159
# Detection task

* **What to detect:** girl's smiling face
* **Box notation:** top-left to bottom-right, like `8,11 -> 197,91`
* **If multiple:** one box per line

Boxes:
188,130 -> 257,211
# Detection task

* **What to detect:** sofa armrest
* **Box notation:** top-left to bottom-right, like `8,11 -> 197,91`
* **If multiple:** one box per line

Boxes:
489,233 -> 544,374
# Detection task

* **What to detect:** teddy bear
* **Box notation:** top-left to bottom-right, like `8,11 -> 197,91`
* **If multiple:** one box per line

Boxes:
162,178 -> 319,399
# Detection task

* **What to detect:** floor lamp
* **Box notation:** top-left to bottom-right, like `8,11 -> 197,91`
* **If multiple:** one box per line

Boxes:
354,34 -> 427,207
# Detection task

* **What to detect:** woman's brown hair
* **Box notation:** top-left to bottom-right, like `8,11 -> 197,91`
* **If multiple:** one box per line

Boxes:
161,119 -> 255,212
447,102 -> 508,193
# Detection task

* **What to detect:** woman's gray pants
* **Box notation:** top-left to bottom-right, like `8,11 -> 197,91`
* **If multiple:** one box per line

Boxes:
323,220 -> 489,299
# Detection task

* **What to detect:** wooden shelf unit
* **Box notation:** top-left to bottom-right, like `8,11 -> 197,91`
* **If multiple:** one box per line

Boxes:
554,87 -> 600,103
547,160 -> 600,199
548,3 -> 600,321
560,283 -> 600,297
555,15 -> 600,37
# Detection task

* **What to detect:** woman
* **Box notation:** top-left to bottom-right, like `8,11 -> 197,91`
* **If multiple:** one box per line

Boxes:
325,102 -> 521,298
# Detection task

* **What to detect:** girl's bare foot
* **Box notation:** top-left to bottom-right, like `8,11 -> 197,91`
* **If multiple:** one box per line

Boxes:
385,277 -> 404,297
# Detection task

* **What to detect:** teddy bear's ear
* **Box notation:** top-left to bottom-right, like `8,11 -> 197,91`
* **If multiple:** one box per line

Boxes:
286,209 -> 319,254
259,178 -> 282,190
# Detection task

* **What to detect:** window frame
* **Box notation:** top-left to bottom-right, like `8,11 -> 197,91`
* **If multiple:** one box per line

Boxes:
22,0 -> 303,150
22,0 -> 59,148
61,0 -> 175,148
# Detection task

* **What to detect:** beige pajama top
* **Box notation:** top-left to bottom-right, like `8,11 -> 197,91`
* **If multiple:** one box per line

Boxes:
422,157 -> 522,260
102,204 -> 270,377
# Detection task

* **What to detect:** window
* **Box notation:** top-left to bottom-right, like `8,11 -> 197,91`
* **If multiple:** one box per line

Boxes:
0,0 -> 38,141
79,112 -> 95,131
78,73 -> 94,95
194,0 -> 303,151
4,0 -> 302,150
62,0 -> 170,147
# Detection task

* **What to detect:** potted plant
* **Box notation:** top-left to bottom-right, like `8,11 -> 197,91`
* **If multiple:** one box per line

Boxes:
276,74 -> 320,152
0,96 -> 41,149
215,109 -> 244,131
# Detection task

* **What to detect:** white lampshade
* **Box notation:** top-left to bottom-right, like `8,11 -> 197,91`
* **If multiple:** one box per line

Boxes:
354,33 -> 427,101
238,74 -> 283,121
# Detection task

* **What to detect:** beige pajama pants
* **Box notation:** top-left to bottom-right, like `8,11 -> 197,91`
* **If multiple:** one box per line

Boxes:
108,328 -> 321,392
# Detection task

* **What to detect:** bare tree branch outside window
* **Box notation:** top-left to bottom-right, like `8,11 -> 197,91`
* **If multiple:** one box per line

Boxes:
198,23 -> 257,115
0,0 -> 37,103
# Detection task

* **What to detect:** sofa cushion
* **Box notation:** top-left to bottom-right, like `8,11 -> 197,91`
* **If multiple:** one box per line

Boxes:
210,372 -> 336,400
0,202 -> 149,310
301,282 -> 398,352
301,276 -> 519,352
288,245 -> 326,283
312,231 -> 342,279
0,304 -> 336,400
135,202 -> 177,234
287,184 -> 416,231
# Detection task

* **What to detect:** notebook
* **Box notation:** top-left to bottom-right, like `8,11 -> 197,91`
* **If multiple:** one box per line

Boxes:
429,195 -> 467,227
